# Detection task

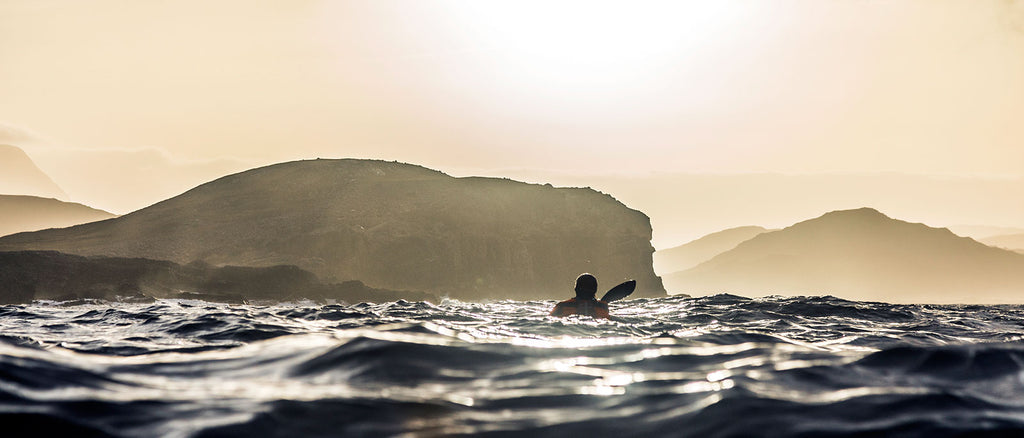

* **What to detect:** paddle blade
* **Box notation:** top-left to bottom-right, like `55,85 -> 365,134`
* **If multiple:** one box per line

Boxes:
601,280 -> 636,302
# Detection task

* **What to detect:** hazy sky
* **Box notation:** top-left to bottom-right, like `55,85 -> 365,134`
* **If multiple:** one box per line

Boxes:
2,0 -> 1023,240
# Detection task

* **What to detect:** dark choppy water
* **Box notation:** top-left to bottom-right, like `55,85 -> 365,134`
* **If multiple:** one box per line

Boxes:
4,295 -> 1024,437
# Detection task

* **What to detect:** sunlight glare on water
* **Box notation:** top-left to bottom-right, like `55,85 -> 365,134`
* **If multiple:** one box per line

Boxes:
4,295 -> 1024,437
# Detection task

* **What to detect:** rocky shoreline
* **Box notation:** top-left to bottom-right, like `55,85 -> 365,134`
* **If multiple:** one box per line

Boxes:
0,250 -> 436,305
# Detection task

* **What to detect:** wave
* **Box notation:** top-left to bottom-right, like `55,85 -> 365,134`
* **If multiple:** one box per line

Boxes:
1,295 -> 1024,436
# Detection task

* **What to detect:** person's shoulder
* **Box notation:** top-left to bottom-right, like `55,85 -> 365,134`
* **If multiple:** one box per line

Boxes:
551,299 -> 575,313
551,298 -> 578,316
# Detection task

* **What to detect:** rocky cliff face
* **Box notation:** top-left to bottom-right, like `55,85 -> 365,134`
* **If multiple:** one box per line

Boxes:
0,251 -> 435,304
0,159 -> 664,300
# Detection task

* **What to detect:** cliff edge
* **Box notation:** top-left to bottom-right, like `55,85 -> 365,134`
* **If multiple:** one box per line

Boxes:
0,159 -> 665,300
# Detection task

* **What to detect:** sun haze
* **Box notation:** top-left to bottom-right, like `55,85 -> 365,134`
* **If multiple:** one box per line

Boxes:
1,0 -> 1022,231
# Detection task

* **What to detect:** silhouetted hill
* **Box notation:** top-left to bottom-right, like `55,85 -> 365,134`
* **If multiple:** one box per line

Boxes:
981,234 -> 1024,253
0,159 -> 664,300
664,208 -> 1024,304
654,226 -> 771,274
0,251 -> 434,304
0,144 -> 68,199
0,195 -> 115,237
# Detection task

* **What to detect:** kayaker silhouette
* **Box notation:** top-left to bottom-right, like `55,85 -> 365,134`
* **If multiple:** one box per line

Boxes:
550,273 -> 610,318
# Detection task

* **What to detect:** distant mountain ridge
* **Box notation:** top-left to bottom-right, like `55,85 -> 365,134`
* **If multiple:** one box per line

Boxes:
981,234 -> 1024,253
0,159 -> 665,301
0,195 -> 115,237
654,226 -> 771,274
0,144 -> 67,199
947,225 -> 1024,241
664,208 -> 1024,304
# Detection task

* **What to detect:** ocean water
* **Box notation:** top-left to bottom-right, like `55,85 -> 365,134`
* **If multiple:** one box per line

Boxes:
3,295 -> 1024,437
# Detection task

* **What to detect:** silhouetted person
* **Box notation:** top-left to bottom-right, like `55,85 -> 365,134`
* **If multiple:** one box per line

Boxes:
550,273 -> 609,319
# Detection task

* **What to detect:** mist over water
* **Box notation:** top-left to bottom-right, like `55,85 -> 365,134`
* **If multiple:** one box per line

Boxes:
3,295 -> 1024,437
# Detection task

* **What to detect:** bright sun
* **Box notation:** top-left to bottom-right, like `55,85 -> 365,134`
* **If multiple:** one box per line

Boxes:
447,1 -> 743,91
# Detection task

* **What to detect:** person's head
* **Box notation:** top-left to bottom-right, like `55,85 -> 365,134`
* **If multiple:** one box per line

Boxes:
574,273 -> 598,299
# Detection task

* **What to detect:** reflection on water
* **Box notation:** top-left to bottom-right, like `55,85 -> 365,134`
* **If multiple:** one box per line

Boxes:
3,295 -> 1024,437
